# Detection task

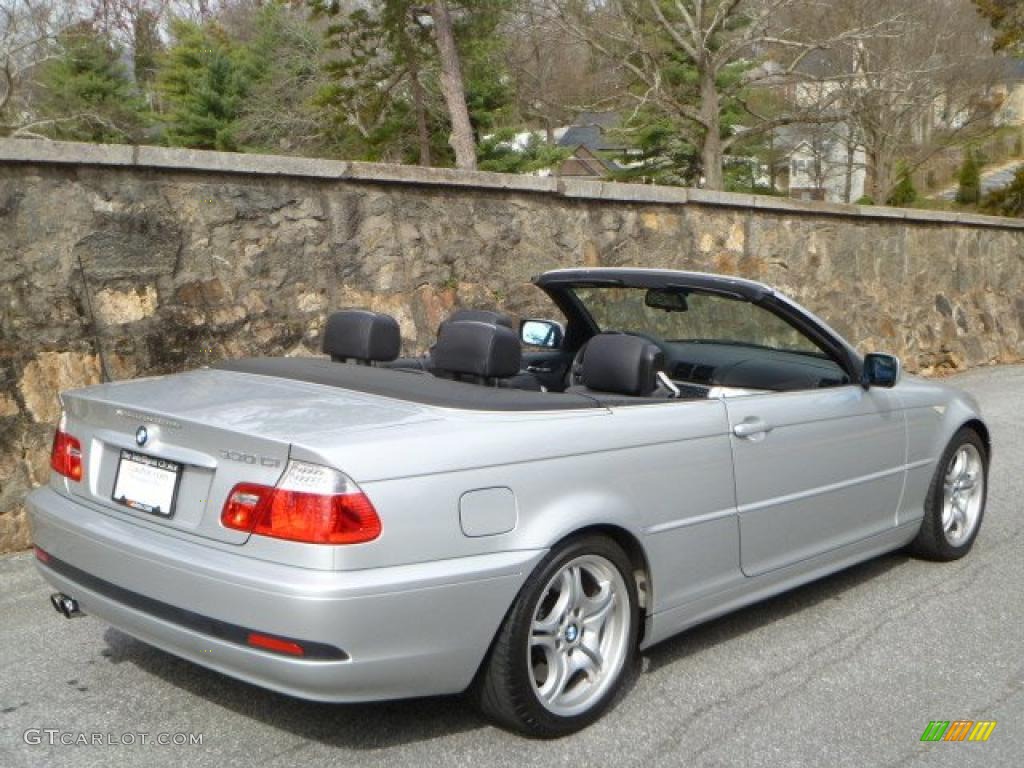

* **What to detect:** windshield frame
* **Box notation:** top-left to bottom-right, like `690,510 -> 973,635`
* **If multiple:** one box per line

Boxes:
567,285 -> 833,361
533,269 -> 862,382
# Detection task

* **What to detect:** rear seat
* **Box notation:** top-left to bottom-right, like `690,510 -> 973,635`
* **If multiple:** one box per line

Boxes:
430,320 -> 541,390
386,308 -> 515,372
322,309 -> 401,365
441,309 -> 514,330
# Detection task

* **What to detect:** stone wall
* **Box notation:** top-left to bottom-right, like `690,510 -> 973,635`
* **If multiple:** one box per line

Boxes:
2,138 -> 1023,553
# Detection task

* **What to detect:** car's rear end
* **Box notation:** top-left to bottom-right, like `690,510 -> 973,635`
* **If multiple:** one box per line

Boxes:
28,368 -> 543,701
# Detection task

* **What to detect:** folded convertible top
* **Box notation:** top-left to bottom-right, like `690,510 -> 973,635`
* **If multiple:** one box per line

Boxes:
214,357 -> 602,412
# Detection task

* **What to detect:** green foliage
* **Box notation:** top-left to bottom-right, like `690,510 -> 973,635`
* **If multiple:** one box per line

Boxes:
886,168 -> 918,206
956,151 -> 982,204
855,195 -> 875,205
605,109 -> 699,186
981,167 -> 1024,216
456,0 -> 516,137
157,19 -> 257,151
477,131 -> 569,173
312,1 -> 439,162
133,10 -> 163,87
232,4 -> 327,153
14,0 -> 777,180
34,23 -> 149,143
312,0 -> 516,165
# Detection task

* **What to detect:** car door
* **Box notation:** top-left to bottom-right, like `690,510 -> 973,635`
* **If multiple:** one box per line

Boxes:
725,384 -> 906,577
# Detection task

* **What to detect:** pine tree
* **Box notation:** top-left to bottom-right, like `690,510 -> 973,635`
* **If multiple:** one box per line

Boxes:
982,167 -> 1024,216
133,9 -> 163,89
34,23 -> 148,143
956,151 -> 982,205
312,1 -> 443,164
886,167 -> 918,206
311,0 -> 513,166
157,19 -> 255,151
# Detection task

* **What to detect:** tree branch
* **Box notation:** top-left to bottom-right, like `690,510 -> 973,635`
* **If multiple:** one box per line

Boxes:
646,0 -> 698,61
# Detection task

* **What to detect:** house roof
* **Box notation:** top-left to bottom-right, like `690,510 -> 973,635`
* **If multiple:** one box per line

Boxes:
791,49 -> 848,79
772,123 -> 856,155
557,112 -> 627,152
557,145 -> 619,177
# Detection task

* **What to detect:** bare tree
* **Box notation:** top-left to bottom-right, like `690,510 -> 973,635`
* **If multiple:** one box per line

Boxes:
82,0 -> 170,88
502,3 -> 620,144
0,0 -> 77,128
796,0 -> 1002,202
231,2 -> 331,154
543,0 -> 899,190
166,0 -> 220,23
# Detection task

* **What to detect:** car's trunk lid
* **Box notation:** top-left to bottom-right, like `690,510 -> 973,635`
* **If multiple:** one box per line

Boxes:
59,367 -> 437,544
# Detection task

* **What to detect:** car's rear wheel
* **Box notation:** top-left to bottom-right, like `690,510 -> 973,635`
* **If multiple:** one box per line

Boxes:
475,535 -> 639,737
908,427 -> 988,561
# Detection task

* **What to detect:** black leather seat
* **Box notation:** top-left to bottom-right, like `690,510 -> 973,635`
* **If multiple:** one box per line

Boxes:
568,333 -> 675,404
386,308 -> 517,372
385,308 -> 545,389
442,308 -> 514,330
430,320 -> 535,388
322,310 -> 401,365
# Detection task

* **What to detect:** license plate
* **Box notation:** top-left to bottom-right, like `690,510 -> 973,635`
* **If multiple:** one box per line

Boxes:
112,450 -> 182,517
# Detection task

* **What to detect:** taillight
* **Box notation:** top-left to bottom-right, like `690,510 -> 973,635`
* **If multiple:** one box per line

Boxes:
247,632 -> 304,656
221,461 -> 381,545
50,417 -> 83,482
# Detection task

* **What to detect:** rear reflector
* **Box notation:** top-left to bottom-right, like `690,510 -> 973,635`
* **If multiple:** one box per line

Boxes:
34,545 -> 51,563
221,461 -> 381,545
50,427 -> 83,482
247,632 -> 305,657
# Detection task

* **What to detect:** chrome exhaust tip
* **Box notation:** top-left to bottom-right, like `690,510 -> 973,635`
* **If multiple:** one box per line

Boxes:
49,592 -> 83,618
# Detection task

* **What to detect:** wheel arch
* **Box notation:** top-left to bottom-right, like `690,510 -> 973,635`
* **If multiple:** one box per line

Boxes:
961,418 -> 991,461
551,523 -> 652,643
467,521 -> 652,704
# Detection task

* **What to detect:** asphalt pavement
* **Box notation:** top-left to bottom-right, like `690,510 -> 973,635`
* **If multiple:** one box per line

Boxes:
1,365 -> 1022,768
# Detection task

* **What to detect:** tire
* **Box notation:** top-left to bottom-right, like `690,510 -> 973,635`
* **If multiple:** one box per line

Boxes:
908,427 -> 988,561
474,534 -> 640,738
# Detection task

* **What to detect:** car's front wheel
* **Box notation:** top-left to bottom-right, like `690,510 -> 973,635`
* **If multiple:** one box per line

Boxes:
475,534 -> 639,737
909,426 -> 988,561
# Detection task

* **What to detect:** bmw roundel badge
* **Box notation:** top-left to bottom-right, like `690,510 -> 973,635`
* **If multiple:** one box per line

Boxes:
135,426 -> 149,447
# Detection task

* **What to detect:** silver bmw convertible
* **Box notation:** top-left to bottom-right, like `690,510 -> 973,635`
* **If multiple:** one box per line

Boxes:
28,267 -> 989,737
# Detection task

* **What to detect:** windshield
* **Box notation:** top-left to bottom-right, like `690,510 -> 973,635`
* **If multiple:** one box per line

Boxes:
570,286 -> 827,357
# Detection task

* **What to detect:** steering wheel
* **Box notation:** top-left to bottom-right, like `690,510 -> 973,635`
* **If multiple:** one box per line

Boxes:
566,331 -> 672,388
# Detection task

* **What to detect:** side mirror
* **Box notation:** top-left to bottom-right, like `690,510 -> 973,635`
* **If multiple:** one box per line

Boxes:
861,353 -> 901,389
520,319 -> 564,349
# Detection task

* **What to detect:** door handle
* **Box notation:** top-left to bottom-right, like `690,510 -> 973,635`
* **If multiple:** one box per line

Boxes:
526,365 -> 552,373
733,418 -> 773,439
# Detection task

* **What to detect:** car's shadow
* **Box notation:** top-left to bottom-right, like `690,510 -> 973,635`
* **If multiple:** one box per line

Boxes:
101,552 -> 908,747
100,627 -> 490,747
640,552 -> 908,672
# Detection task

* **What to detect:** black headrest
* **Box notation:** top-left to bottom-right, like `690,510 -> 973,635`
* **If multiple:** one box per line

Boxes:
432,320 -> 521,379
581,334 -> 665,396
322,310 -> 401,363
443,308 -> 514,330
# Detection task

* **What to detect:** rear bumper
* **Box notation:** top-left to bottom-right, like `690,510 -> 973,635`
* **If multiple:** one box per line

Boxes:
27,486 -> 543,702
